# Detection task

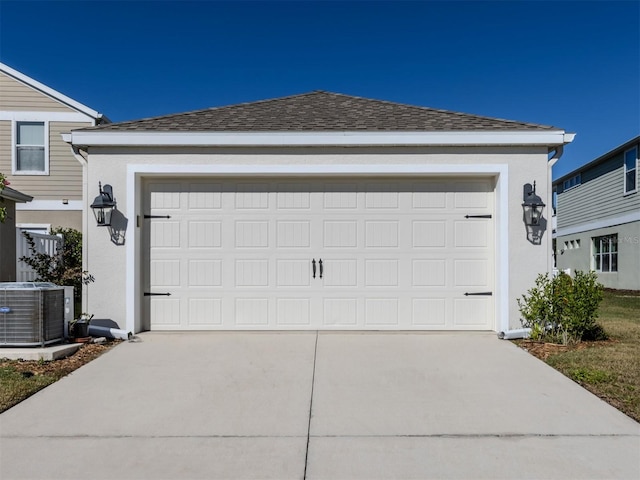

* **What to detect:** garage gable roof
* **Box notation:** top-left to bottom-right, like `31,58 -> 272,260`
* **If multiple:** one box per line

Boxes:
80,91 -> 556,132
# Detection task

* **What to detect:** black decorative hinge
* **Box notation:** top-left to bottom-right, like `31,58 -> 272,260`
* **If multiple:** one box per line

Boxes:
464,292 -> 493,296
464,214 -> 492,219
144,215 -> 171,219
144,292 -> 172,296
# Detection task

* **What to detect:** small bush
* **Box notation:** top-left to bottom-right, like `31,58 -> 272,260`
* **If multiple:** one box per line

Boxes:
518,270 -> 606,343
20,227 -> 94,311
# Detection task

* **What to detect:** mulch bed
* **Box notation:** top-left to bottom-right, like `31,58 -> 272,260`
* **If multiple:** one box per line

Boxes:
0,340 -> 122,378
515,339 -> 615,361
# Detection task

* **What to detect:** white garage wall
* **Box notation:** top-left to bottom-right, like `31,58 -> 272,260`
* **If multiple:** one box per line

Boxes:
84,146 -> 550,333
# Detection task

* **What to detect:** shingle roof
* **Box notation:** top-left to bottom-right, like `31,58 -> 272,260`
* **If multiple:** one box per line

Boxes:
82,91 -> 557,132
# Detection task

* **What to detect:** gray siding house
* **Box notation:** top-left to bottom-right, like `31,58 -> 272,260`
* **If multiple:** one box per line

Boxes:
554,136 -> 640,290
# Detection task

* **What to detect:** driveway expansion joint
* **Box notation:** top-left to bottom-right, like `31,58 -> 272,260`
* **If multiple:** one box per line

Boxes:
303,330 -> 319,480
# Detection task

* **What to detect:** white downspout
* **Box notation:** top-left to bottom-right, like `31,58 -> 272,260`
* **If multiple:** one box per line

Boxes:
62,133 -> 90,315
547,144 -> 564,275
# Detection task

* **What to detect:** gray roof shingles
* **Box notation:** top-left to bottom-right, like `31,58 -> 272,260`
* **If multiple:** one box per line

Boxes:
82,91 -> 557,132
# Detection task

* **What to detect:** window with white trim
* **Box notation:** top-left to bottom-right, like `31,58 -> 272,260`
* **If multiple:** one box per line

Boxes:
14,121 -> 47,174
624,146 -> 637,194
593,234 -> 617,272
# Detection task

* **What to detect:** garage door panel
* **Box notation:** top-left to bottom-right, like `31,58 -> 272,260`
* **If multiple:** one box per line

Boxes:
323,298 -> 358,326
277,221 -> 311,248
412,259 -> 447,287
454,221 -> 490,248
235,298 -> 270,325
454,259 -> 489,287
412,298 -> 447,326
235,260 -> 269,287
413,221 -> 447,248
453,298 -> 491,327
276,259 -> 311,287
150,260 -> 180,286
146,178 -> 495,330
365,259 -> 399,287
188,260 -> 222,287
235,221 -> 269,248
150,221 -> 181,248
276,298 -> 311,326
188,298 -> 222,326
188,221 -> 221,248
365,298 -> 399,326
365,221 -> 399,248
235,184 -> 269,209
323,185 -> 357,209
188,183 -> 222,209
322,259 -> 358,287
277,185 -> 311,209
150,298 -> 181,327
324,221 -> 358,248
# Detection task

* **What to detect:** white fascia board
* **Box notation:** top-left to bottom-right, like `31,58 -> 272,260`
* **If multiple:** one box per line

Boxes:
16,200 -> 83,211
70,130 -> 571,147
555,211 -> 640,237
0,62 -> 102,119
0,111 -> 95,122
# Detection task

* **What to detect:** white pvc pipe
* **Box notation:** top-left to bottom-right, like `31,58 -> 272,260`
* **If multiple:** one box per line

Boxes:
88,324 -> 132,341
498,328 -> 531,340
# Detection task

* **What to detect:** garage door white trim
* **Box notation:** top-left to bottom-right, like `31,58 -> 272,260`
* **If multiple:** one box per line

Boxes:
126,164 -> 509,334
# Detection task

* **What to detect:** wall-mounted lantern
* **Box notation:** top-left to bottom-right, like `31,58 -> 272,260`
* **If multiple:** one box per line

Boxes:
522,181 -> 545,226
90,182 -> 116,227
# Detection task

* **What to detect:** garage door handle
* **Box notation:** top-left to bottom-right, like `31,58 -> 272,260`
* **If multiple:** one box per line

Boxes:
319,259 -> 323,279
464,292 -> 492,296
312,259 -> 316,278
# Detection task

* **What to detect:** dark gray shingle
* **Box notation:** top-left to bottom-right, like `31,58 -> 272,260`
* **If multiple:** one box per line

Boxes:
82,91 -> 556,132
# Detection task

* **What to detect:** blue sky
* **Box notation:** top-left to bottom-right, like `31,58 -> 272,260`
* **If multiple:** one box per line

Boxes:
1,0 -> 638,179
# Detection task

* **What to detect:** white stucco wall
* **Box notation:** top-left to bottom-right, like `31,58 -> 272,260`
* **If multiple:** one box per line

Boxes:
82,145 -> 551,333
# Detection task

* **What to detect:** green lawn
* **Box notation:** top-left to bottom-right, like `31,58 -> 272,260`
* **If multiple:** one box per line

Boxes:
544,290 -> 640,422
0,366 -> 58,412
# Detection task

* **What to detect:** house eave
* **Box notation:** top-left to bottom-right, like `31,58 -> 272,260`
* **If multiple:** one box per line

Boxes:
0,186 -> 33,203
0,62 -> 104,121
67,130 -> 573,148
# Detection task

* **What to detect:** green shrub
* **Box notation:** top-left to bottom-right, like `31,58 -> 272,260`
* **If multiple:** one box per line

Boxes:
517,271 -> 606,343
19,227 -> 94,311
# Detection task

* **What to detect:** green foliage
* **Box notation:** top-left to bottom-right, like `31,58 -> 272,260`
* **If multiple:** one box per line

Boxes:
19,227 -> 94,308
569,367 -> 614,384
518,271 -> 606,343
0,172 -> 7,223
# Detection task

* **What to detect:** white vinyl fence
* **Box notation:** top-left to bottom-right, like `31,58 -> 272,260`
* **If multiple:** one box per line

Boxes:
16,230 -> 63,281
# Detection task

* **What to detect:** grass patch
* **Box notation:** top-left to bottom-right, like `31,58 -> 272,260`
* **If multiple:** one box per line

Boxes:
540,289 -> 640,422
0,365 -> 59,412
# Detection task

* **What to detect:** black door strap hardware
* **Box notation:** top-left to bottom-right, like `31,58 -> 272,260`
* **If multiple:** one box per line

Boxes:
144,292 -> 172,296
144,215 -> 172,219
464,214 -> 492,219
319,259 -> 323,279
464,292 -> 492,296
312,259 -> 317,278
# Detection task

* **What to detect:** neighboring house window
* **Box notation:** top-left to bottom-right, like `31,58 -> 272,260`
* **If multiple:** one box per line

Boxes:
14,121 -> 48,174
624,146 -> 637,194
563,174 -> 581,190
593,234 -> 618,272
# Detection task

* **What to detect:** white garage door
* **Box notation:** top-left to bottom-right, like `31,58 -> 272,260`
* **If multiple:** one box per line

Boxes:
143,177 -> 495,330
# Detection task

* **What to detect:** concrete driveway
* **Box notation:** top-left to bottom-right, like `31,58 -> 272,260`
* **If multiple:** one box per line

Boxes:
1,332 -> 638,479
